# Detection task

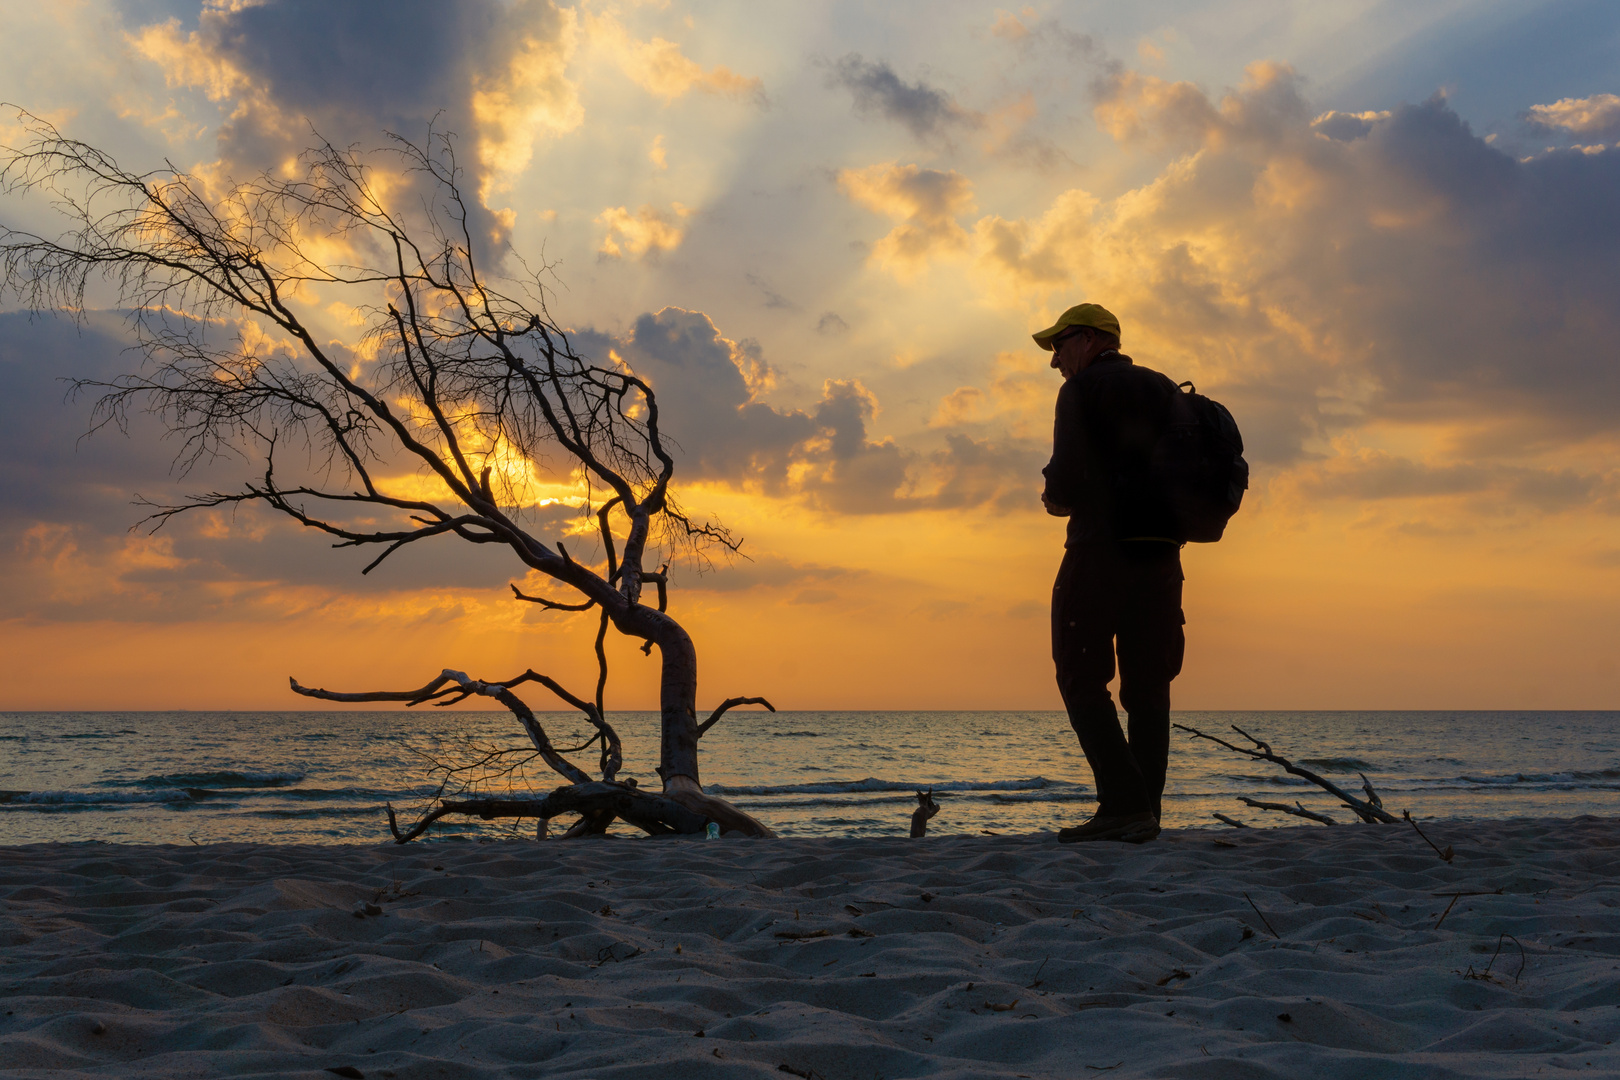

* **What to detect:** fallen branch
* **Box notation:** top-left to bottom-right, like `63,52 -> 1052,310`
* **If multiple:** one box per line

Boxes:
1212,813 -> 1249,829
1237,796 -> 1336,826
910,789 -> 939,837
1174,723 -> 1399,824
1404,810 -> 1454,862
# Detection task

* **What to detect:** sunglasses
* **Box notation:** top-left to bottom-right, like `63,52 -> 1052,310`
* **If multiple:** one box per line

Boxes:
1052,327 -> 1090,349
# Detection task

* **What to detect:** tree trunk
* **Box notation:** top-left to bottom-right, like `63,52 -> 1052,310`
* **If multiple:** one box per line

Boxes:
656,619 -> 702,786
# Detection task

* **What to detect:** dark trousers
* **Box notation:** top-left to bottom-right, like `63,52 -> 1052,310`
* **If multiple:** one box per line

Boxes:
1052,542 -> 1185,819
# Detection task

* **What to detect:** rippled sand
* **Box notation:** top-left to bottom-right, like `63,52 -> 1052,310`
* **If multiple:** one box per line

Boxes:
2,818 -> 1618,1077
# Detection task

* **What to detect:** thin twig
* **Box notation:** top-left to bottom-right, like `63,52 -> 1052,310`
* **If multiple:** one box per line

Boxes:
1212,813 -> 1249,828
1243,892 -> 1278,939
1431,888 -> 1503,929
1484,933 -> 1526,983
1404,810 -> 1454,862
1237,796 -> 1335,825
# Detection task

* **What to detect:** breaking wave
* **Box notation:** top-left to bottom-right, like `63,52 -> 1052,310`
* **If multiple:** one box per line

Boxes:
138,770 -> 305,789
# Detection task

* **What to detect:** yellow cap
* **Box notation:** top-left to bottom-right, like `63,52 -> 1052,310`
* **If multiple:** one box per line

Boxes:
1032,303 -> 1121,350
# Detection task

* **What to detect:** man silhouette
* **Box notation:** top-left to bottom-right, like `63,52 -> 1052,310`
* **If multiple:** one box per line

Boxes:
1035,303 -> 1185,844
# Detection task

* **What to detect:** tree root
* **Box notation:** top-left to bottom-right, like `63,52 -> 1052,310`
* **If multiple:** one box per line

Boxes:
661,774 -> 777,837
385,780 -> 712,843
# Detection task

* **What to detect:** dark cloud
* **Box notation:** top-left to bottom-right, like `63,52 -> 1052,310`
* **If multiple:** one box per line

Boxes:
826,54 -> 979,140
745,272 -> 797,310
814,311 -> 850,335
0,311 -> 571,621
1057,66 -> 1620,465
130,0 -> 578,249
574,307 -> 814,490
570,308 -> 1040,516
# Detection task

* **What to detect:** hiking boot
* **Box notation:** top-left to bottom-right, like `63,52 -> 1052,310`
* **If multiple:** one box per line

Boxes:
1057,811 -> 1160,844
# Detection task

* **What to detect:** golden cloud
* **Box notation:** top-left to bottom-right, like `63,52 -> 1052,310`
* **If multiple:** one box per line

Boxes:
587,12 -> 763,103
470,7 -> 584,195
837,162 -> 975,277
595,202 -> 691,259
1526,93 -> 1620,136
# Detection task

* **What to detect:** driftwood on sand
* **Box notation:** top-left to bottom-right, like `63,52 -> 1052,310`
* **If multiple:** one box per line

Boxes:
910,790 -> 940,837
1174,722 -> 1401,826
293,669 -> 776,841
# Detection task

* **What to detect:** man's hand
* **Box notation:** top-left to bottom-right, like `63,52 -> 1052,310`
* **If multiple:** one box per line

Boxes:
1041,491 -> 1070,517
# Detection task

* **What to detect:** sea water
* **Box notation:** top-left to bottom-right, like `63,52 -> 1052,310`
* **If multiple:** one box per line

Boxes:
1,710 -> 1616,844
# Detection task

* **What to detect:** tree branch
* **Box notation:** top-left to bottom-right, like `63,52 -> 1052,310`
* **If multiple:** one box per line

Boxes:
1173,722 -> 1399,824
697,696 -> 776,737
1237,796 -> 1336,826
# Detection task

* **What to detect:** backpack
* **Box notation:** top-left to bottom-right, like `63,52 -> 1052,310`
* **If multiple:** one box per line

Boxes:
1151,381 -> 1249,542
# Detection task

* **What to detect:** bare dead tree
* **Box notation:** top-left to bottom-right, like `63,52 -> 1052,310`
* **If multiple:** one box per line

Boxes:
1174,722 -> 1399,825
0,109 -> 775,839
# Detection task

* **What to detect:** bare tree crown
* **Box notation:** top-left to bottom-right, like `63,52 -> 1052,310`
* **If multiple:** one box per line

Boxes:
1,110 -> 775,836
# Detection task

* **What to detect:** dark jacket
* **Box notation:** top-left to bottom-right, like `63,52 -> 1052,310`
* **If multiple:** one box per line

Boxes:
1042,352 -> 1182,546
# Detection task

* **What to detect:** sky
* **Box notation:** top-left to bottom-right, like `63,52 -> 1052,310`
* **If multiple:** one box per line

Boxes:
1,0 -> 1618,712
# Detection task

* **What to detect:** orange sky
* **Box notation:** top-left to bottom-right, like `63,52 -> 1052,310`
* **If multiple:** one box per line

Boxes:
2,2 -> 1618,710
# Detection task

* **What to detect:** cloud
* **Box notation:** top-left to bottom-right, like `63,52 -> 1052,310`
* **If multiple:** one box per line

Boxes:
577,307 -> 812,489
567,308 -> 1040,516
127,0 -> 582,229
957,62 -> 1620,478
0,312 -> 547,622
1283,448 -> 1615,518
746,272 -> 797,311
814,311 -> 850,335
826,54 -> 978,140
988,10 -> 1109,64
1311,109 -> 1392,142
836,162 -> 975,277
1525,93 -> 1620,138
792,379 -> 1040,515
1092,60 -> 1309,150
596,203 -> 690,259
586,12 -> 764,104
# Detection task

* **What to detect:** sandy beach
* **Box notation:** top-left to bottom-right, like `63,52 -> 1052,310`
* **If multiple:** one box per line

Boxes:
2,817 -> 1617,1078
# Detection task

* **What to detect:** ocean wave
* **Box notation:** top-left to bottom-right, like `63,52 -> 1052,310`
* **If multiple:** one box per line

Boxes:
137,770 -> 305,789
707,776 -> 1071,797
1298,757 -> 1377,772
0,788 -> 193,806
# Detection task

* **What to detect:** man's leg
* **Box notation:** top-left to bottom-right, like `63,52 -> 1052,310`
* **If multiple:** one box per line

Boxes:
1053,545 -> 1152,817
1116,545 -> 1185,822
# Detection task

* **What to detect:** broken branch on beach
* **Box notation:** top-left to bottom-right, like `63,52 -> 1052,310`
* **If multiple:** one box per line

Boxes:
1237,796 -> 1337,826
1173,722 -> 1400,824
295,668 -> 775,841
910,789 -> 940,837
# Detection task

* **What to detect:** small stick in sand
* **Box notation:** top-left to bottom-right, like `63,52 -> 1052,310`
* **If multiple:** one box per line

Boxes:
1431,888 -> 1503,929
1404,810 -> 1454,862
1484,932 -> 1527,983
910,789 -> 940,837
1243,891 -> 1279,939
1212,813 -> 1249,828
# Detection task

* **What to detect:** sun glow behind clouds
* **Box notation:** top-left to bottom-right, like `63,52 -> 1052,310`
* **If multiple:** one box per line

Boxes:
1,1 -> 1618,708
